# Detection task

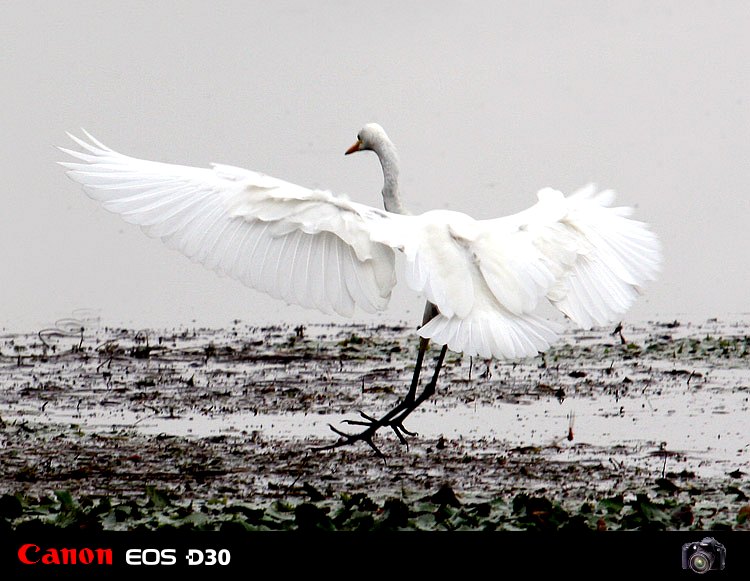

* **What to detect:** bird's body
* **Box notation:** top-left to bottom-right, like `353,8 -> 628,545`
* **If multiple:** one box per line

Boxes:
60,123 -> 661,455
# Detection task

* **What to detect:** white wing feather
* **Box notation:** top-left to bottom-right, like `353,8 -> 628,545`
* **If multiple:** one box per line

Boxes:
59,132 -> 396,317
367,187 -> 661,358
60,133 -> 660,360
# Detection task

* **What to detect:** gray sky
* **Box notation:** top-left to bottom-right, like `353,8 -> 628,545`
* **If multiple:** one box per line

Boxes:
1,1 -> 749,332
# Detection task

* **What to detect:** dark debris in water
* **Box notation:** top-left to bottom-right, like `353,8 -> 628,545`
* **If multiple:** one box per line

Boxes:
0,318 -> 749,530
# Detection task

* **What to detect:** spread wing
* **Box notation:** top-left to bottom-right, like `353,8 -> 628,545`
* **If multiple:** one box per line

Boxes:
60,133 -> 661,361
59,131 -> 396,317
367,187 -> 661,359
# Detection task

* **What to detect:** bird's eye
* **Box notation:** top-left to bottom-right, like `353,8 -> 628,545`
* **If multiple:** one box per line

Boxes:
357,133 -> 361,141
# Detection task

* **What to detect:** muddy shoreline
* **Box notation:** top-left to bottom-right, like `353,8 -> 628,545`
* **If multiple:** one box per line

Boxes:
1,318 -> 748,530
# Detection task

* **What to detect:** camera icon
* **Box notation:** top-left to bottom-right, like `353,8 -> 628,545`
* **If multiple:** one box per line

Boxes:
681,537 -> 726,574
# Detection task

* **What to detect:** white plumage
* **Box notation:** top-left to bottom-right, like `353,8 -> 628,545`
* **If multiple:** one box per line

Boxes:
59,125 -> 661,361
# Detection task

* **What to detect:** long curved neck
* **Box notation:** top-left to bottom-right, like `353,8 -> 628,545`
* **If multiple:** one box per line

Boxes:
374,140 -> 406,215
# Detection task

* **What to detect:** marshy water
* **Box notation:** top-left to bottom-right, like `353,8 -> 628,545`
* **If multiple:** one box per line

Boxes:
1,316 -> 748,529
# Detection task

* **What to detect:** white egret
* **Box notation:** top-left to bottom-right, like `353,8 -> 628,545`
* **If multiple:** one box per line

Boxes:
59,124 -> 661,456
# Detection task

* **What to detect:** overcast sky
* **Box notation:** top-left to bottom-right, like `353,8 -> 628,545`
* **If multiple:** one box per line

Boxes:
1,1 -> 748,332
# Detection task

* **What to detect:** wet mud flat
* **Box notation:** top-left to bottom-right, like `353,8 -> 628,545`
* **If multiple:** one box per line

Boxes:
0,317 -> 748,530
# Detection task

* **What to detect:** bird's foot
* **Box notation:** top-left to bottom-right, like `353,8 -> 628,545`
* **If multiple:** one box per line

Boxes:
312,405 -> 420,459
345,410 -> 418,440
312,343 -> 445,458
312,416 -> 387,459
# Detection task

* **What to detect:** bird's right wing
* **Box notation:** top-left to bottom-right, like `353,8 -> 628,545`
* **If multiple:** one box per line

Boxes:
365,186 -> 660,359
484,185 -> 662,328
59,132 -> 397,317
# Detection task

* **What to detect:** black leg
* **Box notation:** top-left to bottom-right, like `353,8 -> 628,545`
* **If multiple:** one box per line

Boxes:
390,343 -> 447,433
314,302 -> 446,458
403,301 -> 441,402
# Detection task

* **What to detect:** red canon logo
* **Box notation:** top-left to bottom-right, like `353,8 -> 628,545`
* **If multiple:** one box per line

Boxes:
17,544 -> 113,565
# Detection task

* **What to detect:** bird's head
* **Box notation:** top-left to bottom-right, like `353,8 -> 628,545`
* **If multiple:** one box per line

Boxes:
345,123 -> 390,155
344,122 -> 403,212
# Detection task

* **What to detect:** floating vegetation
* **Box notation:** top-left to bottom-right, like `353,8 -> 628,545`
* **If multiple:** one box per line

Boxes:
1,318 -> 748,532
1,481 -> 748,532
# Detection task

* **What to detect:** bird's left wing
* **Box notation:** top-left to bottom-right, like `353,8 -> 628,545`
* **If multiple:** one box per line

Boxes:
59,132 -> 396,317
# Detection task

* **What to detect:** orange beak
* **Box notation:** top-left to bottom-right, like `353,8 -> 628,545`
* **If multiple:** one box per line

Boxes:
345,140 -> 362,155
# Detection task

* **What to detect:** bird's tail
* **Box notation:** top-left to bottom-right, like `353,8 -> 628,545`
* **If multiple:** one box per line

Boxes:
418,308 -> 560,360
